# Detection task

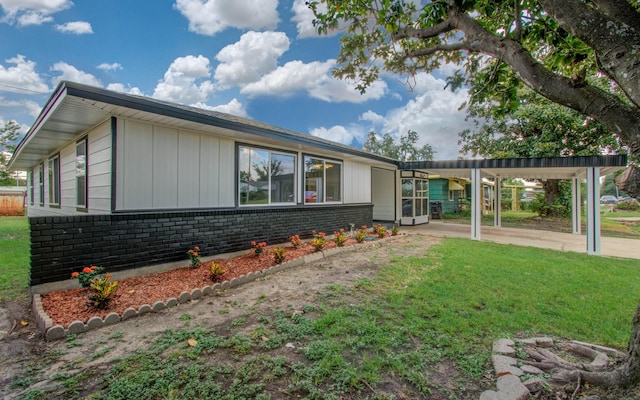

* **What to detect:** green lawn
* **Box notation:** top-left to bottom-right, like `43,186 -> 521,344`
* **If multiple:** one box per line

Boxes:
443,209 -> 640,239
0,216 -> 30,301
5,220 -> 640,399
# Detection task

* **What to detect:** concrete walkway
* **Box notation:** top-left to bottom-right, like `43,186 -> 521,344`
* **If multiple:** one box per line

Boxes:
402,221 -> 640,260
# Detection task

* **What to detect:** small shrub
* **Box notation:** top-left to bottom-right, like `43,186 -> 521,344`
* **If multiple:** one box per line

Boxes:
272,247 -> 286,264
311,230 -> 326,251
355,225 -> 367,243
250,241 -> 267,255
71,266 -> 104,289
391,225 -> 399,236
209,262 -> 226,282
617,199 -> 640,211
333,228 -> 347,247
289,234 -> 302,248
373,224 -> 386,238
88,273 -> 118,309
187,245 -> 201,267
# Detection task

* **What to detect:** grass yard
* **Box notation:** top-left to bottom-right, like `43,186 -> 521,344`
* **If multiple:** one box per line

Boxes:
443,209 -> 640,239
0,216 -> 30,301
10,236 -> 639,399
3,218 -> 640,399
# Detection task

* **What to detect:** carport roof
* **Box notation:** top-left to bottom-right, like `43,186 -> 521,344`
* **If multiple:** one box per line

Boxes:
400,155 -> 627,180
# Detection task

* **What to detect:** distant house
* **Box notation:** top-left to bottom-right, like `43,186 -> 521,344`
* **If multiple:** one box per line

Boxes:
428,177 -> 470,215
8,82 -> 628,285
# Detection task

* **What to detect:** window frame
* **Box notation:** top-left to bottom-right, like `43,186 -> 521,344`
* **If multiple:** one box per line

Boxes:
237,144 -> 297,207
39,163 -> 44,207
29,170 -> 34,206
76,137 -> 88,211
303,154 -> 343,205
47,154 -> 61,208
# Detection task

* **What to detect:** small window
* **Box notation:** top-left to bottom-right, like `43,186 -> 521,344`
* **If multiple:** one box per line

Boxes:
76,139 -> 88,209
238,146 -> 296,206
29,171 -> 34,205
304,156 -> 342,204
39,163 -> 44,206
48,155 -> 60,206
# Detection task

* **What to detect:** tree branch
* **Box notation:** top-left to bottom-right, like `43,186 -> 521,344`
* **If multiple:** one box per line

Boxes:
591,0 -> 640,31
403,42 -> 467,59
538,0 -> 640,109
450,10 -> 640,155
394,19 -> 454,40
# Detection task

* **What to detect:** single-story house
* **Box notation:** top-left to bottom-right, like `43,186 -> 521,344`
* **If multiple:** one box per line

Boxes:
9,81 -> 627,286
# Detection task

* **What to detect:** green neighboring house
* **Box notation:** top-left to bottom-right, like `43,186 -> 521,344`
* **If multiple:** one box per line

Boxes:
428,177 -> 470,216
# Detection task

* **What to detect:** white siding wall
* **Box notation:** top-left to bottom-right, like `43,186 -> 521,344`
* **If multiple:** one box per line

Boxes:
116,119 -> 236,210
343,160 -> 372,203
27,120 -> 112,217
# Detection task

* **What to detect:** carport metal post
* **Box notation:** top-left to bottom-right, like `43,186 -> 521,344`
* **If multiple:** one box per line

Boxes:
471,168 -> 482,240
494,176 -> 502,227
586,167 -> 601,255
571,177 -> 582,235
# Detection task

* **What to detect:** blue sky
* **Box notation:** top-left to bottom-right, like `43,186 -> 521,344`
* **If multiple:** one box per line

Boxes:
0,0 -> 472,160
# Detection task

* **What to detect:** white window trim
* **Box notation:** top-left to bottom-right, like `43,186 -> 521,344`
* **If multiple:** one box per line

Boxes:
238,145 -> 297,207
303,156 -> 343,205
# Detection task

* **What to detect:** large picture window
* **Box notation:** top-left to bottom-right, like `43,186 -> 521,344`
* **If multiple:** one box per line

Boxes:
238,146 -> 296,206
304,156 -> 342,204
48,154 -> 60,206
76,138 -> 88,209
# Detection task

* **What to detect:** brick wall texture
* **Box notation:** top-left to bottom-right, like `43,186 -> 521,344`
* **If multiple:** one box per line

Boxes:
29,204 -> 373,285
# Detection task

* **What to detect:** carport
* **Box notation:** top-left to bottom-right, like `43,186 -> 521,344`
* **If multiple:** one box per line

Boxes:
399,155 -> 628,256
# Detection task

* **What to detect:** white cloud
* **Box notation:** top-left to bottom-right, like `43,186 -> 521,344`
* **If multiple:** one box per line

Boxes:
0,97 -> 42,118
0,0 -> 72,26
192,98 -> 248,118
377,73 -> 472,160
152,55 -> 215,104
290,0 -> 358,39
98,62 -> 123,71
242,59 -> 387,103
214,31 -> 289,88
106,83 -> 143,96
50,62 -> 102,87
0,55 -> 49,94
174,0 -> 279,36
359,110 -> 385,125
310,124 -> 367,146
55,21 -> 93,34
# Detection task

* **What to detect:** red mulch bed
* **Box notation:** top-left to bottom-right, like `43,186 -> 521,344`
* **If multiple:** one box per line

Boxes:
41,237 -> 380,328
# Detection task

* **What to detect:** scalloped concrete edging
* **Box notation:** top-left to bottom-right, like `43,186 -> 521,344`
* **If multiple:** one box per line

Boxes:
34,235 -> 401,341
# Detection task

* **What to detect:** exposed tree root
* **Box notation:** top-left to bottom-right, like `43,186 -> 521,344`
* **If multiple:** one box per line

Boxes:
520,341 -> 637,388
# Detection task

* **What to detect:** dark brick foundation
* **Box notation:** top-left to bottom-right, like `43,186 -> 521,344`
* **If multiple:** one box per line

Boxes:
29,204 -> 373,285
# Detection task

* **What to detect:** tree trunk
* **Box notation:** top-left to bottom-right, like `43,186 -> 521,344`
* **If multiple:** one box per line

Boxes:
581,302 -> 640,387
615,166 -> 640,200
541,179 -> 561,207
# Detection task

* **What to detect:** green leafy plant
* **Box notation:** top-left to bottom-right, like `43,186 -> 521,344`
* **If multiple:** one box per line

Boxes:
209,262 -> 226,282
71,265 -> 104,289
186,245 -> 201,267
88,273 -> 118,309
355,225 -> 367,243
311,230 -> 326,251
391,225 -> 399,236
373,224 -> 386,238
250,241 -> 267,255
333,228 -> 347,247
617,200 -> 640,211
272,247 -> 286,264
289,234 -> 303,248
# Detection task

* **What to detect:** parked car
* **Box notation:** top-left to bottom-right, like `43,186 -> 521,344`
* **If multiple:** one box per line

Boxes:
600,195 -> 618,204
